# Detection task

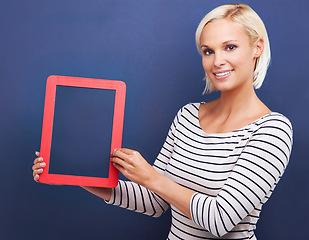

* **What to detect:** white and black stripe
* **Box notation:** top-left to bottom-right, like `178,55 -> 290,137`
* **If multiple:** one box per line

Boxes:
107,103 -> 293,240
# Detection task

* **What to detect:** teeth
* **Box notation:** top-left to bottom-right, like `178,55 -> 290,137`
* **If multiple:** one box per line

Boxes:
215,71 -> 232,77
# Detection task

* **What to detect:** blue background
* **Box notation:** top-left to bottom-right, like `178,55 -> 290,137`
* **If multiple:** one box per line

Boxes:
0,0 -> 308,239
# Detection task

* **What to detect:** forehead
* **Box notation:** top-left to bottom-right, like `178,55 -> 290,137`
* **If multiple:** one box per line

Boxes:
200,18 -> 250,46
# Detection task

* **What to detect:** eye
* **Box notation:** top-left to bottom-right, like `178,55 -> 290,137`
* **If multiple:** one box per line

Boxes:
226,44 -> 237,51
203,48 -> 214,56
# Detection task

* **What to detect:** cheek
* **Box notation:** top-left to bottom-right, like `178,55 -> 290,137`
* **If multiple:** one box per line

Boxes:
238,48 -> 256,65
231,52 -> 254,70
202,57 -> 212,73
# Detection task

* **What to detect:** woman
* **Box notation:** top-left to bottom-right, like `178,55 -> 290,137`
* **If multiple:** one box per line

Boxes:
33,4 -> 293,239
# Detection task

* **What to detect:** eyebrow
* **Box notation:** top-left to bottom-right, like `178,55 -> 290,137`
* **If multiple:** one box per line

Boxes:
200,40 -> 239,48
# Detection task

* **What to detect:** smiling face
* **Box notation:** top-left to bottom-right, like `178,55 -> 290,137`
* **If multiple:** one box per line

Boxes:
200,18 -> 263,93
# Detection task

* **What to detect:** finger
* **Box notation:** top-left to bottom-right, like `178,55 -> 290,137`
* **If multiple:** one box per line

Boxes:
112,162 -> 124,171
33,168 -> 43,177
32,162 -> 46,171
33,159 -> 45,168
35,151 -> 40,157
111,149 -> 127,160
112,149 -> 139,162
111,155 -> 126,167
34,174 -> 40,182
112,155 -> 135,171
116,148 -> 138,155
33,157 -> 43,165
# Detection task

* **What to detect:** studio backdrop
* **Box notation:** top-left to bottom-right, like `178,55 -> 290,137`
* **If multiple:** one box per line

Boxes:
0,0 -> 308,239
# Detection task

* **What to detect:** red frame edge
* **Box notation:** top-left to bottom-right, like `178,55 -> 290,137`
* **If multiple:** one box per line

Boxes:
39,75 -> 126,188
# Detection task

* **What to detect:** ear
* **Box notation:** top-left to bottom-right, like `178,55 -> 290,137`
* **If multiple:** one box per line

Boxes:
254,38 -> 264,58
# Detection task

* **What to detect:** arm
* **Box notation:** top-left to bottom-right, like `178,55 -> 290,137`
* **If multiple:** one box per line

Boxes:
111,114 -> 293,237
80,186 -> 112,201
190,116 -> 293,236
111,149 -> 194,218
105,111 -> 183,217
110,106 -> 195,219
32,152 -> 113,201
32,121 -> 176,217
32,109 -> 182,216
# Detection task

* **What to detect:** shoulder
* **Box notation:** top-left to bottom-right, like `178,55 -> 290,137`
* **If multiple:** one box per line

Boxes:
171,102 -> 202,126
180,102 -> 201,112
255,112 -> 292,131
175,102 -> 201,119
253,112 -> 293,143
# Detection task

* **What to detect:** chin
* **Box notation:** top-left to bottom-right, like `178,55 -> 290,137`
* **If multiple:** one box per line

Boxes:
213,80 -> 248,93
213,83 -> 235,92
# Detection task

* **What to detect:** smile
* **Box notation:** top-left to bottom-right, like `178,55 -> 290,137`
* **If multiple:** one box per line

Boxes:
214,70 -> 233,78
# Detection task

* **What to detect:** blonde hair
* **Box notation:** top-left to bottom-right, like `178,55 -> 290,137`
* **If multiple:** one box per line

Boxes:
195,4 -> 271,94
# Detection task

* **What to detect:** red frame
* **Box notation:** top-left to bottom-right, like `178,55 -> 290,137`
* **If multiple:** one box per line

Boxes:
39,75 -> 126,187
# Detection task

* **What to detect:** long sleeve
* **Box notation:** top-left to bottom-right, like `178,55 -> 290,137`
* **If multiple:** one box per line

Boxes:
190,114 -> 293,237
106,108 -> 183,217
106,103 -> 293,240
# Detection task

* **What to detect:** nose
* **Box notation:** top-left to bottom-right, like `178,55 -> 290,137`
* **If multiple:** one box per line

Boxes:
214,52 -> 226,67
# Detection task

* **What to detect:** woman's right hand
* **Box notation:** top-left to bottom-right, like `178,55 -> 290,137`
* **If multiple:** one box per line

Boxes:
32,151 -> 46,182
32,151 -> 112,201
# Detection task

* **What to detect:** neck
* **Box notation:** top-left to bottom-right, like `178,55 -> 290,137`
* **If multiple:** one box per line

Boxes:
215,83 -> 261,117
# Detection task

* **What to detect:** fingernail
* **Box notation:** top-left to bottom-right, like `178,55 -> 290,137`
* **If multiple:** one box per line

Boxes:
38,169 -> 43,173
40,162 -> 46,167
38,157 -> 43,162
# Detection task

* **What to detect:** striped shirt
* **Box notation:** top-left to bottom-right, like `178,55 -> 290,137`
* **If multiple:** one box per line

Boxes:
107,103 -> 293,239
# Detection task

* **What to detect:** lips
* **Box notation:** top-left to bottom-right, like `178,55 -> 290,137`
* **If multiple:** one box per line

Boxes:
213,70 -> 233,79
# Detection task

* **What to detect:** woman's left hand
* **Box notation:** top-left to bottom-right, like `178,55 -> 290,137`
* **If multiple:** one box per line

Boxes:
111,148 -> 194,219
111,148 -> 160,189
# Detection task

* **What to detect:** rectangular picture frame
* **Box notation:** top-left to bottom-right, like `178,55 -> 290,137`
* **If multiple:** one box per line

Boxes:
39,75 -> 126,188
